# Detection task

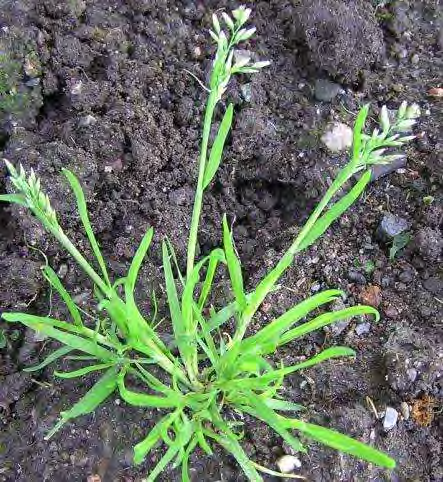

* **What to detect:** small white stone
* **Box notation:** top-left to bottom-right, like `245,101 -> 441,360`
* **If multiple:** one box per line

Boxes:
383,406 -> 399,431
321,122 -> 353,152
400,401 -> 410,420
71,80 -> 83,95
276,455 -> 301,474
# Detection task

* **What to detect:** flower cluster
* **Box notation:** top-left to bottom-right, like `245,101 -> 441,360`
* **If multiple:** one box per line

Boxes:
209,6 -> 270,100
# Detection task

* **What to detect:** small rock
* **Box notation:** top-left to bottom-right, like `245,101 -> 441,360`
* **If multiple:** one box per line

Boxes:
376,213 -> 410,241
398,270 -> 413,284
413,227 -> 443,261
25,78 -> 40,87
321,122 -> 353,152
70,80 -> 83,95
428,87 -> 443,98
383,407 -> 398,431
347,270 -> 367,285
371,156 -> 407,181
384,304 -> 401,319
355,322 -> 371,335
57,264 -> 68,279
240,83 -> 253,102
314,79 -> 344,102
400,401 -> 410,420
359,285 -> 382,308
310,282 -> 321,292
87,476 -> 101,482
411,53 -> 419,64
276,455 -> 301,474
78,115 -> 97,127
326,298 -> 351,336
406,368 -> 418,382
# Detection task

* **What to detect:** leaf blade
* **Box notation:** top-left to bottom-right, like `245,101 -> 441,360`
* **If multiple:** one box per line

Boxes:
203,104 -> 234,189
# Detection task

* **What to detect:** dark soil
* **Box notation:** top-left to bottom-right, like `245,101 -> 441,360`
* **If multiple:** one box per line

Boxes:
0,1 -> 442,481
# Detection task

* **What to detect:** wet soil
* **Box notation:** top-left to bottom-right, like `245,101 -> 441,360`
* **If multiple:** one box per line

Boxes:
0,1 -> 442,481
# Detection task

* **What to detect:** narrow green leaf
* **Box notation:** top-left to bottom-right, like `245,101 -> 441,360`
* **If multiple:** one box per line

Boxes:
203,103 -> 234,189
45,366 -> 118,439
126,227 -> 154,290
352,104 -> 370,161
298,171 -> 372,251
280,306 -> 379,346
166,237 -> 185,286
263,398 -> 305,412
2,312 -> 116,360
134,415 -> 171,465
23,346 -> 73,372
241,289 -> 343,355
54,362 -> 114,379
242,252 -> 294,326
124,227 -> 167,346
279,346 -> 356,374
207,300 -> 237,331
242,395 -> 306,454
62,169 -> 111,288
162,242 -> 188,361
204,425 -> 263,482
224,347 -> 355,391
118,371 -> 182,408
284,418 -> 396,469
43,266 -> 83,326
0,193 -> 28,206
222,215 -> 247,311
198,248 -> 226,310
182,437 -> 199,482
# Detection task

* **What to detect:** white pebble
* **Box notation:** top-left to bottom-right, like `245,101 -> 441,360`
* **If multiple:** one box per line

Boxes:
383,406 -> 399,431
321,122 -> 353,152
276,455 -> 301,474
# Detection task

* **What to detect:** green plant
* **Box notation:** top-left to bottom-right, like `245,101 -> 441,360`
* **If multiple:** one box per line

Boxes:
389,232 -> 411,260
0,6 -> 420,481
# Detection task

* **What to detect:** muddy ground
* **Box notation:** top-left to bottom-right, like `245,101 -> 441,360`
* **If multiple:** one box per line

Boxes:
0,1 -> 442,481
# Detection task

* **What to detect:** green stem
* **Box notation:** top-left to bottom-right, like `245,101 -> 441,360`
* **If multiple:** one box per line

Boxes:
186,90 -> 218,279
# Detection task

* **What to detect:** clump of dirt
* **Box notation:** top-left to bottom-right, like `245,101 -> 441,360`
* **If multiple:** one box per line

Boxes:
291,0 -> 385,83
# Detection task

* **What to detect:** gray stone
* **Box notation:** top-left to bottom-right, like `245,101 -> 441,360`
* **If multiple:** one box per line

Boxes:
400,401 -> 410,420
314,79 -> 344,102
406,368 -> 417,382
383,407 -> 398,431
240,83 -> 253,102
347,270 -> 367,285
371,156 -> 407,181
376,213 -> 410,241
325,298 -> 351,336
78,114 -> 97,127
25,78 -> 40,87
355,322 -> 371,335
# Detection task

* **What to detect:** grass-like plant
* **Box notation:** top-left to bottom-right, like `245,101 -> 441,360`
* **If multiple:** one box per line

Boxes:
0,7 -> 420,481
